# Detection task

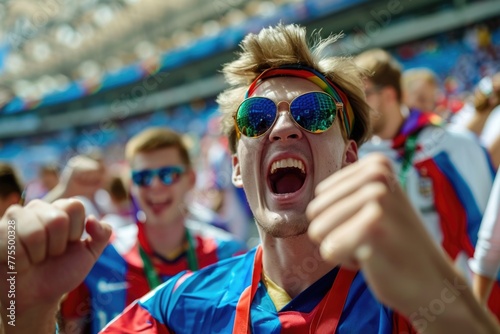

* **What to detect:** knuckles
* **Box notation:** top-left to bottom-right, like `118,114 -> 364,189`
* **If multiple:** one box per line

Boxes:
3,204 -> 23,221
25,199 -> 48,209
22,227 -> 47,258
363,201 -> 385,236
362,155 -> 397,188
305,202 -> 316,222
361,182 -> 390,203
46,210 -> 70,231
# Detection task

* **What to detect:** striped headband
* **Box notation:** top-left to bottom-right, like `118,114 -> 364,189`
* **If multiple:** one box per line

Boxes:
245,64 -> 355,137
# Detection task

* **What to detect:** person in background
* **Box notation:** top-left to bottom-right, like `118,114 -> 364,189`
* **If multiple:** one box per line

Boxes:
43,154 -> 105,218
451,73 -> 500,168
354,48 -> 500,318
462,73 -> 500,136
39,164 -> 60,194
24,164 -> 62,204
402,67 -> 442,115
0,162 -> 23,217
99,173 -> 135,230
467,73 -> 500,169
470,167 -> 500,306
59,127 -> 246,334
194,115 -> 254,241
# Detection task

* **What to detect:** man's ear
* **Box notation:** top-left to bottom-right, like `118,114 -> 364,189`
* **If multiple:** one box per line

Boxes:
342,140 -> 358,167
232,154 -> 243,188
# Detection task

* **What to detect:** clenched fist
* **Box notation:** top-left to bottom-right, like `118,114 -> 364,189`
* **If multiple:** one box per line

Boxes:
0,199 -> 111,334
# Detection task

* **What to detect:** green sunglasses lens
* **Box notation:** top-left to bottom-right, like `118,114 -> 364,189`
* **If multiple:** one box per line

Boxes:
236,98 -> 277,137
290,92 -> 336,133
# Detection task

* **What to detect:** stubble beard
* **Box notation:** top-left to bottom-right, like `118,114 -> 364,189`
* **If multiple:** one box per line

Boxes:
255,217 -> 309,238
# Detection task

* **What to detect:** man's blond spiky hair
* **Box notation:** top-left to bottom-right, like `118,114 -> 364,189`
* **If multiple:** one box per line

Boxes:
217,24 -> 371,153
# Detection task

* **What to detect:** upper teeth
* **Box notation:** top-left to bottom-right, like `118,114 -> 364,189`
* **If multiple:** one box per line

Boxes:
271,158 -> 305,174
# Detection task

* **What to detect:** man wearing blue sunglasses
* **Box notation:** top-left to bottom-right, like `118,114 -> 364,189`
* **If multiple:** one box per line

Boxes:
1,25 -> 498,334
59,127 -> 246,333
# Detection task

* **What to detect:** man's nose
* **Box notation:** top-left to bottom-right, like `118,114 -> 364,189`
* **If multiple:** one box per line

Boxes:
149,174 -> 165,188
268,101 -> 302,142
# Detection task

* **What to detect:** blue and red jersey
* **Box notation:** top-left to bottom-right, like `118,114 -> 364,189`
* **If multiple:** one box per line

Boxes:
360,109 -> 500,317
102,247 -> 415,333
60,219 -> 246,334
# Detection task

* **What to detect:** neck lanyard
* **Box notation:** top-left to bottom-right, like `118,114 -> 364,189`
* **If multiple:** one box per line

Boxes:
232,246 -> 356,334
399,132 -> 419,190
139,228 -> 199,290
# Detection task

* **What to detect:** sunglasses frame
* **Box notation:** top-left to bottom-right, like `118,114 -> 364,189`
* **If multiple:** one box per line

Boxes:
131,165 -> 186,187
234,91 -> 343,139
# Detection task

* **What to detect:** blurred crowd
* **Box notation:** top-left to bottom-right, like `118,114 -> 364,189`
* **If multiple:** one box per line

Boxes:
1,16 -> 500,246
1,19 -> 500,333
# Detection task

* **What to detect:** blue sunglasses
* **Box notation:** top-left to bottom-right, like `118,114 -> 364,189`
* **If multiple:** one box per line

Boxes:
131,166 -> 186,187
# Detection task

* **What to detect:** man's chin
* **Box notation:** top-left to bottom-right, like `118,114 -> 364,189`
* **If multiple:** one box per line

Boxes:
143,210 -> 168,224
256,220 -> 308,239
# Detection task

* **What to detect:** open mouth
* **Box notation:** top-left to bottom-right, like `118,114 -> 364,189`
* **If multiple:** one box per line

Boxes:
146,198 -> 173,214
269,158 -> 306,195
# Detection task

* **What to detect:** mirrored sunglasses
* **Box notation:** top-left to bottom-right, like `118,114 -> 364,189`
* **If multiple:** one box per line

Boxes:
131,166 -> 185,187
234,91 -> 342,138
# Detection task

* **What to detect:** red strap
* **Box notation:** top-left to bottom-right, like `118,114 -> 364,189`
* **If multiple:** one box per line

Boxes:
309,268 -> 357,333
233,246 -> 263,334
137,219 -> 154,253
233,247 -> 356,334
